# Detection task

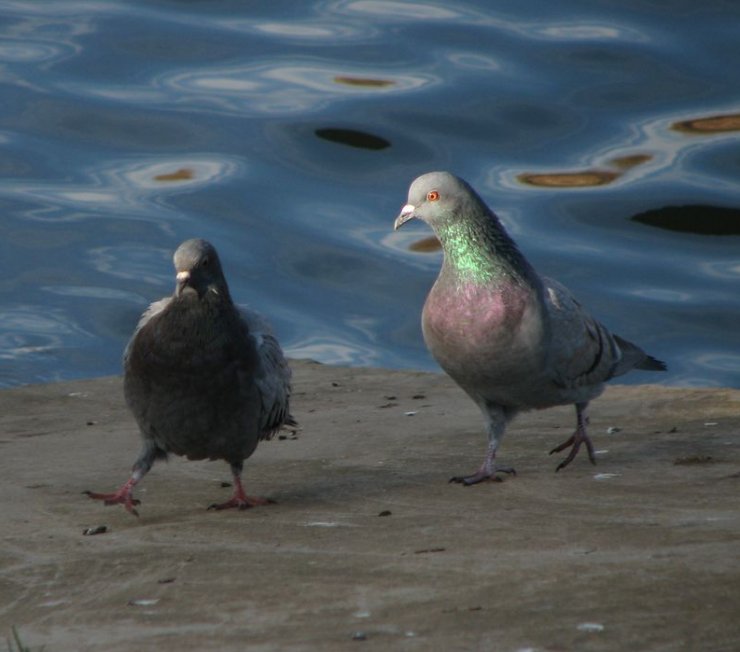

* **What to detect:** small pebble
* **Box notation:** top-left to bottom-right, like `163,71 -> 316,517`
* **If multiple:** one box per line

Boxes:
577,622 -> 604,632
82,525 -> 107,536
404,411 -> 417,416
606,426 -> 621,434
378,510 -> 392,517
128,599 -> 159,607
414,547 -> 446,554
352,631 -> 367,641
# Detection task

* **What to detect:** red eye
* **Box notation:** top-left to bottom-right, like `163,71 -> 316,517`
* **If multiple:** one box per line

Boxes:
427,190 -> 440,201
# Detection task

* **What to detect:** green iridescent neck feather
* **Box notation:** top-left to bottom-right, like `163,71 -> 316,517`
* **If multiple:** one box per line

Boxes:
435,215 -> 531,287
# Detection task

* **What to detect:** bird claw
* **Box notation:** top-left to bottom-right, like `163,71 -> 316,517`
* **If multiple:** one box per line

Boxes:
84,489 -> 141,517
549,431 -> 596,471
449,466 -> 516,486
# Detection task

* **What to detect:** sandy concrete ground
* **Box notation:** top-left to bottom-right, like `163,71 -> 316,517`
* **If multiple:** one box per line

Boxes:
1,359 -> 739,652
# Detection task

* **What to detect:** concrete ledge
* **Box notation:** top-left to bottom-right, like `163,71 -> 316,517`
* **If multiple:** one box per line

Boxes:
1,360 -> 739,651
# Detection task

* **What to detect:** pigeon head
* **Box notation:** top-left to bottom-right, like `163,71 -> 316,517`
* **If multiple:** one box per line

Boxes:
173,239 -> 229,299
393,171 -> 487,232
393,172 -> 534,284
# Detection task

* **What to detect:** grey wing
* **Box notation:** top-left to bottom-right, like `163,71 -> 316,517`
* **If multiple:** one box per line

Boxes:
543,278 -> 623,389
240,308 -> 293,438
123,297 -> 171,365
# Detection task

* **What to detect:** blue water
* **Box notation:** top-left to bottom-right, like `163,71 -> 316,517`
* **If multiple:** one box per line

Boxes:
1,0 -> 739,388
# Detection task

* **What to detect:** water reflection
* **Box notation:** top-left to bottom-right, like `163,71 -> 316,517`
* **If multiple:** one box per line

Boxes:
0,155 -> 242,223
0,40 -> 67,62
248,20 -> 369,40
0,305 -> 93,359
287,335 -> 382,366
334,1 -> 470,21
88,245 -> 172,285
154,62 -> 433,116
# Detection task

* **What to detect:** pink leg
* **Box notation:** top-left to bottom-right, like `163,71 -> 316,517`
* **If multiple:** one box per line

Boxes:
85,472 -> 143,517
450,442 -> 516,486
549,402 -> 596,471
208,463 -> 274,511
85,442 -> 162,516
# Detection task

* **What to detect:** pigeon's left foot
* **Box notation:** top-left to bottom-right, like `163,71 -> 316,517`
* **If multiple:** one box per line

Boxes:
549,404 -> 595,471
208,475 -> 274,511
85,477 -> 141,516
449,443 -> 516,485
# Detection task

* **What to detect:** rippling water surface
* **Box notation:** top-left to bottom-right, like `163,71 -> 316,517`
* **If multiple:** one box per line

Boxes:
1,0 -> 739,388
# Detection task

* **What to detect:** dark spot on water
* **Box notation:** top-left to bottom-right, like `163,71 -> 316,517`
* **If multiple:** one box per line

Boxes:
154,168 -> 194,182
333,76 -> 395,88
518,170 -> 619,188
672,113 -> 740,135
632,205 -> 740,235
315,128 -> 391,150
408,235 -> 441,253
608,153 -> 653,169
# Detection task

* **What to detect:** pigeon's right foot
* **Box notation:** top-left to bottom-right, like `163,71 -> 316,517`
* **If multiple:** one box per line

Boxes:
449,465 -> 516,486
85,481 -> 141,517
208,474 -> 275,511
450,441 -> 515,485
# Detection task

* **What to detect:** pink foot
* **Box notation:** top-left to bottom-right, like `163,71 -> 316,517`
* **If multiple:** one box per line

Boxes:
450,441 -> 516,485
85,478 -> 141,516
207,475 -> 274,511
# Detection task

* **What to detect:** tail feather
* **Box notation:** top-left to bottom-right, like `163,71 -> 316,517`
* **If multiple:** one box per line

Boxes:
613,334 -> 667,376
637,354 -> 667,372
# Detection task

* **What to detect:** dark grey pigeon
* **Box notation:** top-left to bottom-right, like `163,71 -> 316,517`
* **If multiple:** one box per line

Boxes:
394,172 -> 665,485
86,239 -> 295,514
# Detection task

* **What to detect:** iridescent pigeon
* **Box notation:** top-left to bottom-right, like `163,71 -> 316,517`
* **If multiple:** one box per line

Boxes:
394,172 -> 665,484
86,238 -> 295,514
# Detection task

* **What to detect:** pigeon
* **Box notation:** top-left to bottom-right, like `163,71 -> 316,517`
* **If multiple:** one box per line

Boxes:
86,238 -> 295,514
394,172 -> 666,485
